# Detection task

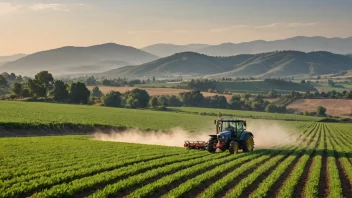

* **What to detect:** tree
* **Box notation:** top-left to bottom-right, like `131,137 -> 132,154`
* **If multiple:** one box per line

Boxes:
304,111 -> 310,116
91,86 -> 103,97
21,88 -> 30,97
168,95 -> 182,107
0,75 -> 8,88
69,82 -> 90,104
152,76 -> 155,82
103,91 -> 122,107
12,82 -> 22,96
28,79 -> 46,97
53,80 -> 69,102
301,80 -> 306,84
123,88 -> 150,108
158,95 -> 168,107
149,96 -> 158,108
317,106 -> 327,116
9,73 -> 16,81
179,90 -> 204,107
35,71 -> 54,92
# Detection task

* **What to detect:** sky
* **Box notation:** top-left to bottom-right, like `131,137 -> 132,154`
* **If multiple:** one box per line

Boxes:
1,0 -> 352,55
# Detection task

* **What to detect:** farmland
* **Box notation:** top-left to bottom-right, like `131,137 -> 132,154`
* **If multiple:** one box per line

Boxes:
87,86 -> 233,101
287,99 -> 352,119
1,122 -> 352,197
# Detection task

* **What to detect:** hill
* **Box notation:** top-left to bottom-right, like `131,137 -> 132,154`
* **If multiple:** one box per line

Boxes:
1,43 -> 158,75
199,36 -> 352,56
99,52 -> 252,77
141,36 -> 352,57
141,43 -> 209,57
99,51 -> 352,78
0,54 -> 26,67
207,51 -> 352,78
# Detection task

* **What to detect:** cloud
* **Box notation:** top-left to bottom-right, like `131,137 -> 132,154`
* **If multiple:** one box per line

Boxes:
255,23 -> 283,28
30,4 -> 70,12
255,22 -> 318,28
0,2 -> 19,15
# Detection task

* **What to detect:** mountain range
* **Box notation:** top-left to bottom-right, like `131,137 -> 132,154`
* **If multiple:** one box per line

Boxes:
1,36 -> 352,77
142,36 -> 352,57
99,51 -> 352,78
1,43 -> 158,75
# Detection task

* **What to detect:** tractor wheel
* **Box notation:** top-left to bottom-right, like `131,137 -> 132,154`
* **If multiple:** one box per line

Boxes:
207,138 -> 216,153
241,134 -> 254,152
229,141 -> 239,154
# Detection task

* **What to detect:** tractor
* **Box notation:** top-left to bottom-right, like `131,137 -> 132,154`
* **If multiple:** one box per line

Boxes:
208,119 -> 254,154
184,119 -> 255,154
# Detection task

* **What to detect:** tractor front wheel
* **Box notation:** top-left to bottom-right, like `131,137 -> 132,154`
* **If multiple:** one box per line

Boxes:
242,134 -> 254,152
229,141 -> 239,154
207,138 -> 216,153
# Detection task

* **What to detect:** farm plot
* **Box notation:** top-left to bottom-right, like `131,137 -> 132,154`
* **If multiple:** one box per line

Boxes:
0,122 -> 352,197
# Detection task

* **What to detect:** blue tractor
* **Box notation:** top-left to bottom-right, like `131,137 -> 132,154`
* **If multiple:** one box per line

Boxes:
207,119 -> 254,154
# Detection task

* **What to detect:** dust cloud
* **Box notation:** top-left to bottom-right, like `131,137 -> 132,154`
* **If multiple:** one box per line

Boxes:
92,128 -> 211,147
247,121 -> 298,148
93,121 -> 298,149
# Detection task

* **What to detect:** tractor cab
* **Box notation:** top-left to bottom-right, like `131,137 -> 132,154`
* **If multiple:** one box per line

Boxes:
207,119 -> 254,154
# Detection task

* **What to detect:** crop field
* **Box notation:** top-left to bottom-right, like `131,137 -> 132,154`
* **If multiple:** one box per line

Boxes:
0,101 -> 320,135
1,122 -> 352,198
171,107 -> 322,122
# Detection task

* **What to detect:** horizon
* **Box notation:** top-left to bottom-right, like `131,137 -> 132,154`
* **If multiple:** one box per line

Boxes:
1,0 -> 352,55
2,35 -> 352,56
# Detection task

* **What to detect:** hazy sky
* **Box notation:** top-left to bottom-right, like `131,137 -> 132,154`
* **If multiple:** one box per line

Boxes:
1,0 -> 352,55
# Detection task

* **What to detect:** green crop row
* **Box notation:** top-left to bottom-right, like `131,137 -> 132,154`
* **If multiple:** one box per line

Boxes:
250,122 -> 320,198
161,152 -> 272,198
89,152 -> 249,198
325,125 -> 343,198
1,151 -> 181,198
31,152 -> 208,198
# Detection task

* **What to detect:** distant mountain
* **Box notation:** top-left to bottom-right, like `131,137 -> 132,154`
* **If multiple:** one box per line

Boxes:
63,60 -> 129,74
1,43 -> 158,74
199,36 -> 352,56
0,54 -> 26,67
99,51 -> 352,78
0,54 -> 26,62
141,43 -> 209,57
206,51 -> 352,78
142,36 -> 352,57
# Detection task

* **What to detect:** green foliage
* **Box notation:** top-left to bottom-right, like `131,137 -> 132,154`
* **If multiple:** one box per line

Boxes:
102,91 -> 122,107
122,88 -> 150,108
34,71 -> 54,91
317,106 -> 327,116
149,96 -> 158,108
28,78 -> 46,97
265,104 -> 287,113
12,82 -> 22,96
179,90 -> 204,107
21,88 -> 30,97
91,86 -> 103,98
158,95 -> 168,107
53,80 -> 69,102
69,82 -> 90,104
0,75 -> 8,88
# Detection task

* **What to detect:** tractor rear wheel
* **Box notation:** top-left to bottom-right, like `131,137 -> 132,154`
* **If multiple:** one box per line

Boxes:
242,134 -> 254,152
229,140 -> 239,154
207,138 -> 216,153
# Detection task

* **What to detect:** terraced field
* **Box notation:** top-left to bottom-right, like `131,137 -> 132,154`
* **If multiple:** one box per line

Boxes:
1,122 -> 351,198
